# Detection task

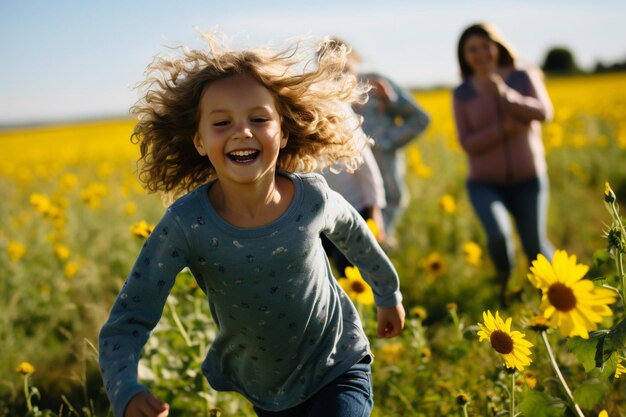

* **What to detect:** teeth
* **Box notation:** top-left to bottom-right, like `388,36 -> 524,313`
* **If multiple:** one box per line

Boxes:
229,150 -> 257,157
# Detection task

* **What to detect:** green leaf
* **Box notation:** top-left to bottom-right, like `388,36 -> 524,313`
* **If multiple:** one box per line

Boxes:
587,317 -> 626,369
604,317 -> 626,357
593,248 -> 612,268
573,377 -> 608,409
567,332 -> 607,372
599,354 -> 619,379
517,390 -> 566,417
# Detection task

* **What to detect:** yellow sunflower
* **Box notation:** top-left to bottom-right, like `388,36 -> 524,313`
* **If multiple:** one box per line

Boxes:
338,266 -> 374,306
130,220 -> 155,239
54,243 -> 71,260
477,310 -> 533,371
365,218 -> 380,240
7,241 -> 27,261
615,356 -> 626,379
528,250 -> 617,339
439,194 -> 456,214
16,362 -> 35,375
462,241 -> 482,266
523,370 -> 537,389
423,252 -> 447,276
409,305 -> 428,320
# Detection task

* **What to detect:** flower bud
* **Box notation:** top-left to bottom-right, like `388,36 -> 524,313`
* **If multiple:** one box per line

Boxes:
604,182 -> 616,204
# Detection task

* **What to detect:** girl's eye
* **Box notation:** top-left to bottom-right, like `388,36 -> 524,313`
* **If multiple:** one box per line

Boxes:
252,117 -> 269,123
212,120 -> 230,127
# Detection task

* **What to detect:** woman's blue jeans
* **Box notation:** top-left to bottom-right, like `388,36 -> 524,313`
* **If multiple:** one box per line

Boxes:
253,360 -> 373,417
467,174 -> 555,279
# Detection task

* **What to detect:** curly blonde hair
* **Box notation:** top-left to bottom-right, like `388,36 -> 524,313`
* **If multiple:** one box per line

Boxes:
131,33 -> 370,199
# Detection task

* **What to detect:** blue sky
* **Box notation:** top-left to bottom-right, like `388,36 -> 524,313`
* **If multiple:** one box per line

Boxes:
1,0 -> 625,125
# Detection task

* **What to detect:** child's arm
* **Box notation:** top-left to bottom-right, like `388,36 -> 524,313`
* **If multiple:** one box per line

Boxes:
321,177 -> 403,325
377,304 -> 406,338
99,210 -> 188,417
367,74 -> 431,151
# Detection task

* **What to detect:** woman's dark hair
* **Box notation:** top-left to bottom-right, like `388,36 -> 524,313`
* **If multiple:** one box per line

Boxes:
457,23 -> 517,79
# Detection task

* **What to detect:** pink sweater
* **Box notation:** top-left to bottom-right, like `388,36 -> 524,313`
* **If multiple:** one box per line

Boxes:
452,69 -> 553,184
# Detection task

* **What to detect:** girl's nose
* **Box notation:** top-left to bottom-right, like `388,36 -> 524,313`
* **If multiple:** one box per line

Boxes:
232,121 -> 253,139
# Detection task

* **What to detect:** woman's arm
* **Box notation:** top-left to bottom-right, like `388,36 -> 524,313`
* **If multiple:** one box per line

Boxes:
453,95 -> 503,155
499,69 -> 554,122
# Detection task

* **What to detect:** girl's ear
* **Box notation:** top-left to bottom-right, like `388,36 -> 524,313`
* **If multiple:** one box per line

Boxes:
280,131 -> 289,149
193,133 -> 207,156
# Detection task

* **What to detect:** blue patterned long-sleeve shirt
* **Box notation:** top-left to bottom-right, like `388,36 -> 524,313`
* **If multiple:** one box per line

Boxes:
99,171 -> 401,416
357,73 -> 429,153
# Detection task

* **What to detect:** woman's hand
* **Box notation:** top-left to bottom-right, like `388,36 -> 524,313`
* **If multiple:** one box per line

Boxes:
484,73 -> 507,96
125,392 -> 169,417
376,304 -> 406,338
501,114 -> 526,136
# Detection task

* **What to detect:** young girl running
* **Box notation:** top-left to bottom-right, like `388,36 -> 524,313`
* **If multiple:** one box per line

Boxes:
98,34 -> 405,417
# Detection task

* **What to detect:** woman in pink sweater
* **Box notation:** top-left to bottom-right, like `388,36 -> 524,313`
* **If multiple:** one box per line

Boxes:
452,23 -> 555,306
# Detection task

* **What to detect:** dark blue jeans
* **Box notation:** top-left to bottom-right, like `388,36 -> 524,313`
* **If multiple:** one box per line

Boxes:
253,360 -> 373,417
467,174 -> 555,279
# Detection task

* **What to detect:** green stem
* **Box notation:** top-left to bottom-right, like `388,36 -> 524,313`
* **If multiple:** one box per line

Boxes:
389,383 -> 420,416
610,204 -> 626,308
540,331 -> 585,417
23,374 -> 32,412
449,308 -> 462,341
618,252 -> 626,309
510,372 -> 515,417
610,203 -> 626,241
167,297 -> 193,347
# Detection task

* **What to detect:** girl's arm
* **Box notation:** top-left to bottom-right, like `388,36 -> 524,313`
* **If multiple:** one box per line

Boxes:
321,180 -> 402,309
372,76 -> 431,151
322,185 -> 405,337
453,95 -> 503,155
99,211 -> 188,417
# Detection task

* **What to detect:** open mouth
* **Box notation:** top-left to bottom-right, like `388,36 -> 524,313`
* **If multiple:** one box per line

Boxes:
227,149 -> 259,163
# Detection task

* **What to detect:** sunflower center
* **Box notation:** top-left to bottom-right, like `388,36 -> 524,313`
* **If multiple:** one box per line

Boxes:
430,261 -> 441,271
547,282 -> 577,312
490,330 -> 514,354
351,281 -> 366,294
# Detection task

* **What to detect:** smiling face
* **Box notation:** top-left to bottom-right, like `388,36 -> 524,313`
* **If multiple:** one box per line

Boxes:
193,74 -> 288,187
462,34 -> 500,76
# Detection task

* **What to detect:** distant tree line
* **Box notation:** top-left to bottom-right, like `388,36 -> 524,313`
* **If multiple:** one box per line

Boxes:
541,46 -> 626,76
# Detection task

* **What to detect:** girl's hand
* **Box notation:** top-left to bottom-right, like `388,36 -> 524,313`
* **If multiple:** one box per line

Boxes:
368,77 -> 397,102
376,304 -> 405,338
125,392 -> 169,417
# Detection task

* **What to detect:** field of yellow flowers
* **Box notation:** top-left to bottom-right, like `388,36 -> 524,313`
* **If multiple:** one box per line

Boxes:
2,72 -> 626,417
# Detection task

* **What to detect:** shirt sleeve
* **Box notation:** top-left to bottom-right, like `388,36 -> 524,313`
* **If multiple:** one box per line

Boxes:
501,69 -> 554,123
98,209 -> 189,417
376,76 -> 431,151
320,178 -> 402,308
